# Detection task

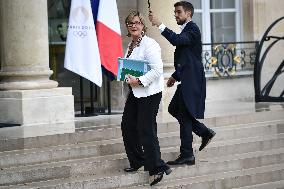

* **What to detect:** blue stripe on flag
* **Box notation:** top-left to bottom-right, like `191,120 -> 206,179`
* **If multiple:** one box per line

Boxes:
90,0 -> 118,81
90,0 -> 100,26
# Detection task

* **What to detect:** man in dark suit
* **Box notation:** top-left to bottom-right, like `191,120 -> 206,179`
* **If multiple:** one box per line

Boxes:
149,1 -> 216,165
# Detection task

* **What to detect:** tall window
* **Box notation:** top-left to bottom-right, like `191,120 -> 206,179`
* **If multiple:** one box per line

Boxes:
189,0 -> 240,43
210,0 -> 238,43
189,0 -> 256,78
189,0 -> 202,34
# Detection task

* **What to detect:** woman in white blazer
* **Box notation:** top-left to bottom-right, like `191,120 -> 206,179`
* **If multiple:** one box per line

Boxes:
121,11 -> 171,186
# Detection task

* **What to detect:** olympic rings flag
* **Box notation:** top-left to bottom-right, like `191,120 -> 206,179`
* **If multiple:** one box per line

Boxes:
93,0 -> 123,79
64,0 -> 103,86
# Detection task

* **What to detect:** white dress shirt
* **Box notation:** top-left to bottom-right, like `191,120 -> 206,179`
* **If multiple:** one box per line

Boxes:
158,20 -> 191,33
125,35 -> 164,98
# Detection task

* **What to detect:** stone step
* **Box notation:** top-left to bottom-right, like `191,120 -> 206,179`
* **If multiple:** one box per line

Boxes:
2,154 -> 284,189
198,133 -> 284,159
232,180 -> 284,189
118,164 -> 284,189
1,120 -> 284,169
0,137 -> 284,186
1,109 -> 283,152
0,108 -> 283,188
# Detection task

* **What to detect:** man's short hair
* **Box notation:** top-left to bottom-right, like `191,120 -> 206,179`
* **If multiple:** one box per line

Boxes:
174,1 -> 194,17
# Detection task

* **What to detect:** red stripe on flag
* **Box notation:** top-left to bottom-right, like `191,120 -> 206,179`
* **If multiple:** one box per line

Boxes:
96,21 -> 123,76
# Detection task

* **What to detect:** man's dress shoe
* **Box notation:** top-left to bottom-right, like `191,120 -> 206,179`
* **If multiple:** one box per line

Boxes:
124,167 -> 140,172
199,129 -> 216,151
167,155 -> 195,165
150,167 -> 172,186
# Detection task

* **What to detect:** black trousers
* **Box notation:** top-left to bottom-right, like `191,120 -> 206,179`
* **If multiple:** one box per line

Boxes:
121,91 -> 167,175
168,84 -> 209,157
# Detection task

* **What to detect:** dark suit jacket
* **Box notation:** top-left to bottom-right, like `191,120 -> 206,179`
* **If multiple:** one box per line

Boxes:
162,21 -> 206,119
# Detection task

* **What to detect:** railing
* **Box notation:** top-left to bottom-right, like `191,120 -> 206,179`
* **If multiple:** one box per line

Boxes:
254,16 -> 284,102
202,41 -> 259,78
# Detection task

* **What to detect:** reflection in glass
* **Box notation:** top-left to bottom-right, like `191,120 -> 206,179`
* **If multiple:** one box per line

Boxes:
210,0 -> 235,9
48,0 -> 70,42
48,0 -> 70,19
211,12 -> 236,43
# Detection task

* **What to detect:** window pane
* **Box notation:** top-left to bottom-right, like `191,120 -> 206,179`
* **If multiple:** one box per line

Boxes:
48,0 -> 70,42
211,12 -> 236,43
210,0 -> 235,9
185,0 -> 202,9
48,0 -> 70,19
192,13 -> 202,34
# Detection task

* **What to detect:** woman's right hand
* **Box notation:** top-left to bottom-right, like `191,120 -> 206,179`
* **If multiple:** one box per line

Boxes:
126,75 -> 139,87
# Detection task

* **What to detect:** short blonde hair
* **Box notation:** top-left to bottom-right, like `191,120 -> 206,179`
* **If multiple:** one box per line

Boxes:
125,10 -> 147,37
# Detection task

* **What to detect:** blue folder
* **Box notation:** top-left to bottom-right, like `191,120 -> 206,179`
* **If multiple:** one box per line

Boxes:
117,58 -> 150,81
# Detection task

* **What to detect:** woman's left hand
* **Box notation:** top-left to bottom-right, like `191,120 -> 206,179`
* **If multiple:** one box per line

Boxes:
126,75 -> 139,87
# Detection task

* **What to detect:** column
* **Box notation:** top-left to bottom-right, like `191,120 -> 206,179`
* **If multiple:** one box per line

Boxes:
0,0 -> 74,137
0,0 -> 58,90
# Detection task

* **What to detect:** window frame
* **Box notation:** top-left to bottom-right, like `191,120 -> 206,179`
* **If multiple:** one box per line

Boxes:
194,0 -> 241,44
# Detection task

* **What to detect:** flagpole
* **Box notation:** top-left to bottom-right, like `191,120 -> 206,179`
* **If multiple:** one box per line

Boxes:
79,76 -> 84,116
107,79 -> 111,114
89,81 -> 95,115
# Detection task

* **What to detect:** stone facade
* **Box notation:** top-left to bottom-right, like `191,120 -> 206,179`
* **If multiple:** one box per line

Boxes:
251,0 -> 284,97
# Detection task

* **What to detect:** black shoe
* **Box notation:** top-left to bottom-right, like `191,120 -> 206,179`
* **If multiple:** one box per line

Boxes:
167,155 -> 195,165
124,167 -> 141,172
199,129 -> 216,151
150,168 -> 172,186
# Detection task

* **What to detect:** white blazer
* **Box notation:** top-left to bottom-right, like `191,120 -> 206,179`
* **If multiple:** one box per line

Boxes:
125,35 -> 164,98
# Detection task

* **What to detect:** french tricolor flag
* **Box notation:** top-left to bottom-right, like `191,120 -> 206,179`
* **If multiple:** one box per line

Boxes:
64,0 -> 122,87
91,0 -> 123,79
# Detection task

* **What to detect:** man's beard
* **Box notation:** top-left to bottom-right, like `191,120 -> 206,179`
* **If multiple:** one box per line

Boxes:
176,19 -> 186,25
